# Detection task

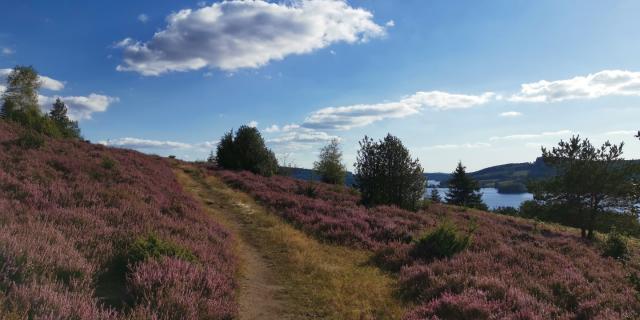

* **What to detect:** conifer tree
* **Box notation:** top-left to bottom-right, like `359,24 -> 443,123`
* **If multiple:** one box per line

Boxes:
429,188 -> 442,203
354,134 -> 426,211
445,162 -> 487,210
49,98 -> 80,138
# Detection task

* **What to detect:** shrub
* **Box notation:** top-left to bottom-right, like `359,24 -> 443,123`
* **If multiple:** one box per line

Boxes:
410,221 -> 471,261
15,130 -> 44,149
492,206 -> 519,216
100,157 -> 116,170
296,183 -> 317,198
602,227 -> 628,260
128,234 -> 197,266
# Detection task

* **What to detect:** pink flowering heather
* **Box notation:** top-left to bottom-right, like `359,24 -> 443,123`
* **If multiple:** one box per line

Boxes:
0,121 -> 237,319
215,168 -> 640,319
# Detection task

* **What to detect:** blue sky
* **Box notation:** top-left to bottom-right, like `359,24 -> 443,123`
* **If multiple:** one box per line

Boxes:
1,0 -> 640,172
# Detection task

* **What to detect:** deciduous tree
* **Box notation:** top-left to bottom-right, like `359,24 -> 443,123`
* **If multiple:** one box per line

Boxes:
314,138 -> 346,185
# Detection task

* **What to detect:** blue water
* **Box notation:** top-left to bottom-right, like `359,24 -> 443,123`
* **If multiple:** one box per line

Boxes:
426,187 -> 533,209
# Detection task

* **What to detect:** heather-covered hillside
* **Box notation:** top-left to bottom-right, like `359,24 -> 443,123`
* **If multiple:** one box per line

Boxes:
0,121 -> 236,319
218,169 -> 640,319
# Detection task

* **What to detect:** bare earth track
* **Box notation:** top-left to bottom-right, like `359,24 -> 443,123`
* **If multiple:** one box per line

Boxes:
174,163 -> 405,320
175,165 -> 292,320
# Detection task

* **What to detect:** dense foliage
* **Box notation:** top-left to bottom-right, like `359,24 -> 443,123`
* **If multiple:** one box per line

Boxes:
313,138 -> 346,185
1,66 -> 80,139
354,134 -> 426,211
217,168 -> 640,319
445,162 -> 488,210
533,136 -> 639,238
215,125 -> 278,176
0,121 -> 236,319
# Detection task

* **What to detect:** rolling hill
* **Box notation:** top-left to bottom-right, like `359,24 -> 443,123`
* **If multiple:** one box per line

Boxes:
286,158 -> 556,194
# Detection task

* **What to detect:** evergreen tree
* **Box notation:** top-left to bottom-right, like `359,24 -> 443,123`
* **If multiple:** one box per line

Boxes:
215,126 -> 278,176
445,162 -> 487,210
535,136 -> 638,239
49,98 -> 81,138
215,130 -> 235,169
429,188 -> 442,203
354,134 -> 426,211
313,138 -> 346,185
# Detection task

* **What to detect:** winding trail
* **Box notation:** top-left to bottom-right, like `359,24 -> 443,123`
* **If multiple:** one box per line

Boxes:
175,165 -> 292,320
174,163 -> 405,320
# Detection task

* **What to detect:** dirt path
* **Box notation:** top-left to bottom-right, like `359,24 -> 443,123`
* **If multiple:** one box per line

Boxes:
175,166 -> 292,320
175,164 -> 405,320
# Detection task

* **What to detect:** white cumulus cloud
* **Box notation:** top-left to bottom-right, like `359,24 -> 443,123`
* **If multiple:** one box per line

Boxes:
1,68 -> 65,91
39,94 -> 119,120
510,69 -> 640,102
116,0 -> 387,76
303,91 -> 495,130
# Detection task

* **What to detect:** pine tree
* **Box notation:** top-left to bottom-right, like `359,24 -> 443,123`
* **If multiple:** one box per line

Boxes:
429,188 -> 442,203
49,98 -> 81,138
314,138 -> 346,185
354,134 -> 426,211
445,162 -> 487,210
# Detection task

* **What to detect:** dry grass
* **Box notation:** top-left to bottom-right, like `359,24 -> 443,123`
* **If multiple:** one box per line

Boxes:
174,164 -> 405,320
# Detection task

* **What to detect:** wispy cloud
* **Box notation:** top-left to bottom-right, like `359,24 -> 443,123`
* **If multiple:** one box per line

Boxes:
489,130 -> 573,141
1,47 -> 14,55
510,70 -> 640,102
137,13 -> 149,23
117,0 -> 387,75
602,130 -> 637,136
423,142 -> 491,150
99,137 -> 217,151
303,91 -> 495,130
499,111 -> 522,117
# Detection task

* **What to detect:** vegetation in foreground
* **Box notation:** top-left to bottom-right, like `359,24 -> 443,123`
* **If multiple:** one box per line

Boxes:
0,121 -> 237,319
218,168 -> 640,319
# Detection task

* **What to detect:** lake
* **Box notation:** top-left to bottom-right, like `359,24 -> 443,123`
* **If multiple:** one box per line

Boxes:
426,187 -> 534,209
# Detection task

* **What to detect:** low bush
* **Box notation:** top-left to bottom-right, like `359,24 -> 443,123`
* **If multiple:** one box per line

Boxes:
602,228 -> 628,260
101,157 -> 117,170
410,221 -> 471,261
128,234 -> 197,266
15,130 -> 44,149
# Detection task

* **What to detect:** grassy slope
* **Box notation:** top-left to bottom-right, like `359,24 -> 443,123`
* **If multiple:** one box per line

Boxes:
176,163 -> 405,319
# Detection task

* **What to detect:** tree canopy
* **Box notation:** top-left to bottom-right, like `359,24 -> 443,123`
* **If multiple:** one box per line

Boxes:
445,162 -> 487,210
532,135 -> 639,239
313,138 -> 346,185
214,125 -> 278,177
49,98 -> 81,138
354,134 -> 425,211
1,66 -> 81,139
